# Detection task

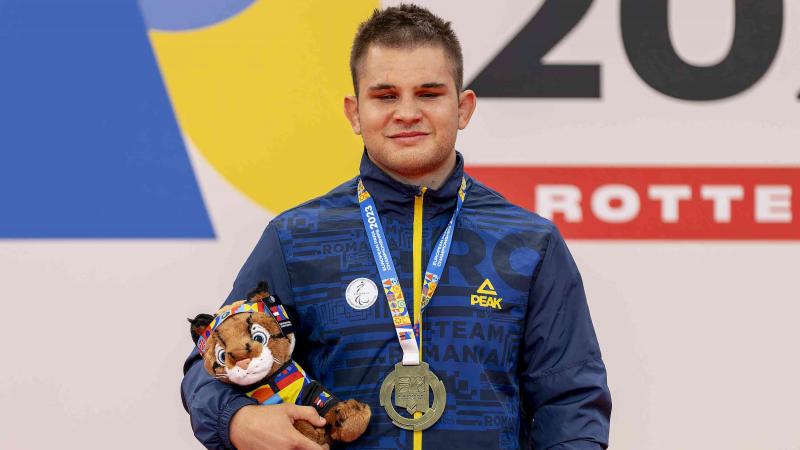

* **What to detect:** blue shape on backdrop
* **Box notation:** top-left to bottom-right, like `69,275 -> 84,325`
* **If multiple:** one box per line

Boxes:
138,0 -> 257,31
0,0 -> 214,238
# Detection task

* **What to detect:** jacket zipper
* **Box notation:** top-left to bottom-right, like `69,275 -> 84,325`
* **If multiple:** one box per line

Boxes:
413,187 -> 426,450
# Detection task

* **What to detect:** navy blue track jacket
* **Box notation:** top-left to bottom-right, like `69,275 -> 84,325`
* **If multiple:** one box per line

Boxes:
181,151 -> 612,449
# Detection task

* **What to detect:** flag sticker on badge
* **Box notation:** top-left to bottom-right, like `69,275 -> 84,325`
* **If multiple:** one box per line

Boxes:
270,305 -> 288,321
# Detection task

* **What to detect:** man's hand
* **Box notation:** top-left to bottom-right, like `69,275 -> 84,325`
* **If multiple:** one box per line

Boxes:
230,404 -> 329,450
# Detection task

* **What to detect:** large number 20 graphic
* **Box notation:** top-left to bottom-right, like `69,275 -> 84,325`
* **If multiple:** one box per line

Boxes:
468,0 -> 783,101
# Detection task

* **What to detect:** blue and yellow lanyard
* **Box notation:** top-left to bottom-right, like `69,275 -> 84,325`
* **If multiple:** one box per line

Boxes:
357,177 -> 467,366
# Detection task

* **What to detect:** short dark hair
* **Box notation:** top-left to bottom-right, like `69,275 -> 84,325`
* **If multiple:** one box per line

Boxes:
349,4 -> 464,95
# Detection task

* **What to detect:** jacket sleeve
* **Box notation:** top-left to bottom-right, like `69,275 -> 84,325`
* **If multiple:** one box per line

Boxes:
180,222 -> 295,449
520,226 -> 612,449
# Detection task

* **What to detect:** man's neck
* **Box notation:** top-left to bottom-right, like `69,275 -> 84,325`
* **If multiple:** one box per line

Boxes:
369,151 -> 457,191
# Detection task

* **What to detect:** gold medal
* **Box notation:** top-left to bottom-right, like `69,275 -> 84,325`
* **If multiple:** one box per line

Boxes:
379,362 -> 447,431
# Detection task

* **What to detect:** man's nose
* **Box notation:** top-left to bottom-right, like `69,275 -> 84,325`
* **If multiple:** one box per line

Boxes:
393,98 -> 422,123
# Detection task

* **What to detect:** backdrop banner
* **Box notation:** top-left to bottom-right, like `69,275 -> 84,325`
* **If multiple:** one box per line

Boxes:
0,1 -> 797,449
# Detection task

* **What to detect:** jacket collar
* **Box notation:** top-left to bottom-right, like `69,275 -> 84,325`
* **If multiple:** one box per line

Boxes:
358,149 -> 468,219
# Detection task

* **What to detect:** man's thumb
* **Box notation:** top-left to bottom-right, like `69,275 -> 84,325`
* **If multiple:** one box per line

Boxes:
287,404 -> 326,427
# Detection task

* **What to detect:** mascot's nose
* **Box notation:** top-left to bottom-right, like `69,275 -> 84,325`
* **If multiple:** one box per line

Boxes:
235,358 -> 251,369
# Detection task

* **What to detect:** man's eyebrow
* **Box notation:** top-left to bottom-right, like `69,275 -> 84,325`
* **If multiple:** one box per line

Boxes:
419,82 -> 447,89
367,82 -> 448,91
368,83 -> 395,91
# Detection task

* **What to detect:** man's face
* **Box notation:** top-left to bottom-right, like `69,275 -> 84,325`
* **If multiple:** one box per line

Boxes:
344,44 -> 476,180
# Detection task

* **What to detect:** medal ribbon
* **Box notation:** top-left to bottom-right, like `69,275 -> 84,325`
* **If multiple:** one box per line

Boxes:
358,177 -> 467,366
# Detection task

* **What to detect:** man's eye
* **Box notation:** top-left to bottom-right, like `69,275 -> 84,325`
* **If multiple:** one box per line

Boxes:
378,95 -> 396,100
419,93 -> 440,98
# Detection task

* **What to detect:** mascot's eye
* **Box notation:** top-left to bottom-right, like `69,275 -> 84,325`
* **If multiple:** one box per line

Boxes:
250,324 -> 268,345
252,332 -> 267,344
215,345 -> 226,365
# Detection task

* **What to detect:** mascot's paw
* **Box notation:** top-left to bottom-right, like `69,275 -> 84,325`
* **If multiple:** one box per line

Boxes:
325,399 -> 372,443
294,419 -> 329,446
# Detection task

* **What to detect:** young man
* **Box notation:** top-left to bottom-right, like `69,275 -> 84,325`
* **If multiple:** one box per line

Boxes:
182,5 -> 611,450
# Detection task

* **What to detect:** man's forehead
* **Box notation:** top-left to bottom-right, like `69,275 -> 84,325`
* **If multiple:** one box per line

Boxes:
358,44 -> 456,88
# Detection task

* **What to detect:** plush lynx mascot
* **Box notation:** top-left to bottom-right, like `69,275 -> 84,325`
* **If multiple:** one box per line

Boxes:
189,282 -> 371,445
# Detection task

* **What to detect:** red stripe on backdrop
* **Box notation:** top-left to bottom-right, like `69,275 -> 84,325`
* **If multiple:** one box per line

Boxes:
465,166 -> 800,240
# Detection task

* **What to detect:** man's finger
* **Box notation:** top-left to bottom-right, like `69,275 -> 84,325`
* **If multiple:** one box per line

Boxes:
286,404 -> 326,427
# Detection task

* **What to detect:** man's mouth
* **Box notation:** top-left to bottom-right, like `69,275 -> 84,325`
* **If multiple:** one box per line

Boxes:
389,131 -> 429,145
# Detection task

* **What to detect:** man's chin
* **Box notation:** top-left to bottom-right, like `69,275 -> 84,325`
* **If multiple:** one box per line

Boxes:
367,142 -> 453,177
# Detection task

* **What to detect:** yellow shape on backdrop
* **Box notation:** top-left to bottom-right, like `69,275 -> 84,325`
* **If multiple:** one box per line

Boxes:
148,0 -> 378,213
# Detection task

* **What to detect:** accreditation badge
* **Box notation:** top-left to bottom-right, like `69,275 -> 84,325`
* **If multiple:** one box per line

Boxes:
379,362 -> 447,431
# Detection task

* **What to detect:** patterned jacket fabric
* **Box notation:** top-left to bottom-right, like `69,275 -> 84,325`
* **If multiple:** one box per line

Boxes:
181,151 -> 612,449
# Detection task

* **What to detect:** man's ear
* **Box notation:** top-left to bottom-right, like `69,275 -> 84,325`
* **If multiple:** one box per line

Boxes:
344,95 -> 361,135
457,89 -> 477,130
188,314 -> 215,344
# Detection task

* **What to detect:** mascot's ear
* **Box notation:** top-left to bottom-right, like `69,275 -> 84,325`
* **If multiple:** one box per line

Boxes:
246,281 -> 271,303
188,314 -> 215,344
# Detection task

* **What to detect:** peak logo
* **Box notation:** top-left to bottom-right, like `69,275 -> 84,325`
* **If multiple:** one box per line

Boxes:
467,166 -> 799,240
470,279 -> 503,310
